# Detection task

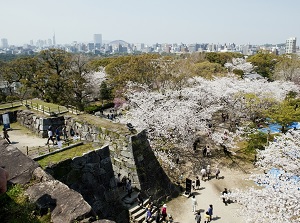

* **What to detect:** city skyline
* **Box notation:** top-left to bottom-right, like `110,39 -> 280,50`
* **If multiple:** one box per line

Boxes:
1,0 -> 300,46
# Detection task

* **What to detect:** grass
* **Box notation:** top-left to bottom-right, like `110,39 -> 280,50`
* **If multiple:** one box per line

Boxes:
37,143 -> 97,168
0,184 -> 51,223
0,101 -> 22,109
78,113 -> 129,134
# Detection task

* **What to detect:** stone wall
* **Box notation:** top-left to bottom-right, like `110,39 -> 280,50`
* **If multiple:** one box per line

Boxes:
0,139 -> 95,223
45,146 -> 128,223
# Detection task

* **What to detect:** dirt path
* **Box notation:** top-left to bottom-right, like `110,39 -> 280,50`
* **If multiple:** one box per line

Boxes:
4,123 -> 50,154
166,168 -> 254,223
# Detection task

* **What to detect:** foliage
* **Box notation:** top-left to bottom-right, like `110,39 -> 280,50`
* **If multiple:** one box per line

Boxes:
205,52 -> 243,66
273,54 -> 300,85
232,69 -> 244,77
264,98 -> 300,132
99,81 -> 113,102
192,61 -> 226,79
0,184 -> 51,223
247,52 -> 279,79
245,131 -> 269,153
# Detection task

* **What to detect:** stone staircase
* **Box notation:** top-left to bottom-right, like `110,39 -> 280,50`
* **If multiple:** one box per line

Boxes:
120,189 -> 157,223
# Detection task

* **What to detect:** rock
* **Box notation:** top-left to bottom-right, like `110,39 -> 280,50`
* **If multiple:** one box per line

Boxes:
26,180 -> 93,223
0,141 -> 39,185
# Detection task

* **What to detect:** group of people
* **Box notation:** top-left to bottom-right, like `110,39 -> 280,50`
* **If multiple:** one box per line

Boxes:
199,165 -> 221,182
46,125 -> 77,146
193,204 -> 213,223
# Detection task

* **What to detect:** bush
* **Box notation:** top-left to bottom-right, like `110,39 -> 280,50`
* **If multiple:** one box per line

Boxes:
84,102 -> 115,114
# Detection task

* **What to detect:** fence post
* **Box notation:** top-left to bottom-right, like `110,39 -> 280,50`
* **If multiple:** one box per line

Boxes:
31,101 -> 32,107
58,106 -> 60,114
42,105 -> 44,114
26,146 -> 28,155
49,107 -> 50,114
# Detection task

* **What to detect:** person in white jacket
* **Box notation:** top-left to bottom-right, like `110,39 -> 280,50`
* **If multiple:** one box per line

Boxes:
191,195 -> 198,213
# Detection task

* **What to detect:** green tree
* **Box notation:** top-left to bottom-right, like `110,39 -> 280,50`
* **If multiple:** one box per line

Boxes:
99,81 -> 112,103
192,61 -> 226,79
247,52 -> 279,79
205,52 -> 243,66
265,99 -> 300,132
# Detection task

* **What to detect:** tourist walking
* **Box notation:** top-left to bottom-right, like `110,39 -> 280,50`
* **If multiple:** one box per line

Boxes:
204,211 -> 210,223
126,179 -> 132,198
195,176 -> 200,190
145,208 -> 152,223
200,168 -> 206,181
62,125 -> 68,140
202,146 -> 207,157
222,188 -> 228,205
137,191 -> 144,206
191,195 -> 198,213
2,128 -> 11,144
46,127 -> 54,145
195,211 -> 201,223
206,165 -> 211,181
215,167 -> 220,179
161,204 -> 167,221
207,204 -> 213,222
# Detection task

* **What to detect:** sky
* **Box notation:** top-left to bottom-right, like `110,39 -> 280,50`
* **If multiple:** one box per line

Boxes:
1,0 -> 300,46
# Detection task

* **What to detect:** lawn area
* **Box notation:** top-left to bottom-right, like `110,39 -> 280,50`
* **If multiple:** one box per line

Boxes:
28,99 -> 68,113
0,101 -> 22,110
37,143 -> 96,168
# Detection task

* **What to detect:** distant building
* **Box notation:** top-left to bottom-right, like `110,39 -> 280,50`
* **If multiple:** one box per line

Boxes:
285,37 -> 296,54
94,34 -> 102,49
53,33 -> 56,46
1,38 -> 9,48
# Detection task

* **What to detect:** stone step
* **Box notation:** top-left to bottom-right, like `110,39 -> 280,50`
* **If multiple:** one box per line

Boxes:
134,209 -> 157,223
129,198 -> 150,215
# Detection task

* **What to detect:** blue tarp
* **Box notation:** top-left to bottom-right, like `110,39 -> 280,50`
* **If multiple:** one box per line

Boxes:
258,122 -> 300,134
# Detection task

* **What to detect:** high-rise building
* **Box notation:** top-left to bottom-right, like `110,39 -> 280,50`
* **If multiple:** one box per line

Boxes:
1,38 -> 9,48
94,34 -> 102,49
285,37 -> 296,54
53,33 -> 56,46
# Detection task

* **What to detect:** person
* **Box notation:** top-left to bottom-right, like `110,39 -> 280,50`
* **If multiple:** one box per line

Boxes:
207,204 -> 213,221
55,127 -> 60,141
121,176 -> 127,191
191,195 -> 198,213
0,167 -> 9,194
176,154 -> 180,165
126,179 -> 132,198
179,173 -> 183,184
204,211 -> 210,223
222,188 -> 228,205
145,208 -> 152,222
161,204 -> 167,221
195,211 -> 201,223
200,168 -> 206,181
46,127 -> 54,145
206,165 -> 211,181
192,181 -> 196,190
155,208 -> 161,223
62,125 -> 68,140
116,173 -> 122,187
146,201 -> 154,212
206,146 -> 211,156
70,127 -> 75,137
137,192 -> 144,206
2,128 -> 11,144
195,176 -> 200,190
215,168 -> 220,179
203,146 -> 207,157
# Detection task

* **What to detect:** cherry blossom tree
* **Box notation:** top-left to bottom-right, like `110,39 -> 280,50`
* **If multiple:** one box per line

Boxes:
119,76 -> 298,151
226,130 -> 300,223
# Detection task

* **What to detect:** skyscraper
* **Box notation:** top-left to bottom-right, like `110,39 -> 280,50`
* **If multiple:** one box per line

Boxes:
94,34 -> 102,49
53,33 -> 56,46
285,37 -> 296,54
1,38 -> 9,48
